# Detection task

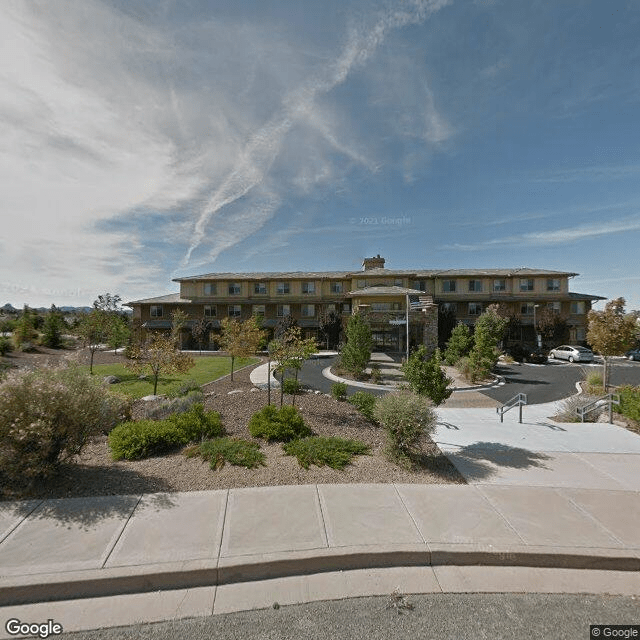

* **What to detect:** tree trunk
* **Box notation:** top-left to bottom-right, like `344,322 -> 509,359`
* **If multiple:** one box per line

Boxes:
89,348 -> 95,374
153,373 -> 159,395
280,372 -> 284,407
603,356 -> 609,392
267,356 -> 271,406
230,355 -> 235,381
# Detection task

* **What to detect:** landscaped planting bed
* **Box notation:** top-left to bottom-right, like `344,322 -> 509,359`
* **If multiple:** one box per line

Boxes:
1,364 -> 464,501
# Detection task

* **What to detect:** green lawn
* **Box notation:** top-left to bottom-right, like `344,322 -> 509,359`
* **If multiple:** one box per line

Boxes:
83,356 -> 259,398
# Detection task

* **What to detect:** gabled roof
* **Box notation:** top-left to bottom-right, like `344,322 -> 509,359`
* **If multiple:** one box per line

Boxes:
124,293 -> 191,306
568,292 -> 607,301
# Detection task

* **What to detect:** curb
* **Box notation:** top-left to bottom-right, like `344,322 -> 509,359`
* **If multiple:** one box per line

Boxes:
2,546 -> 638,607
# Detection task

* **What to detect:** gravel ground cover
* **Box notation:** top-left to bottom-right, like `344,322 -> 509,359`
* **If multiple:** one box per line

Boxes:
4,363 -> 464,501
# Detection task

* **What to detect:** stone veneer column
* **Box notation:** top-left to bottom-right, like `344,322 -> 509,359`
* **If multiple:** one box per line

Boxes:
422,302 -> 438,357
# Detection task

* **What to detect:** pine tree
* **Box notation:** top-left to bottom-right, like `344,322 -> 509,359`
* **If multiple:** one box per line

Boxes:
402,346 -> 453,406
443,323 -> 473,365
339,313 -> 372,377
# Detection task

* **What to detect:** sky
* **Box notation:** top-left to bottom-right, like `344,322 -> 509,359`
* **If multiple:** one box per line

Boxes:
1,0 -> 639,311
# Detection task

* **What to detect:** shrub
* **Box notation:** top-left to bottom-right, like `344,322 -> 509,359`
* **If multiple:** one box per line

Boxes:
554,393 -> 602,423
616,385 -> 640,423
248,405 -> 312,441
402,346 -> 452,406
370,363 -> 382,384
0,366 -> 123,484
168,379 -> 201,398
283,437 -> 370,469
331,382 -> 348,401
347,391 -> 377,421
138,390 -> 204,421
167,402 -> 223,441
108,419 -> 187,460
583,371 -> 604,395
0,336 -> 12,356
282,379 -> 302,395
444,323 -> 473,365
373,391 -> 437,463
187,437 -> 266,469
339,313 -> 372,377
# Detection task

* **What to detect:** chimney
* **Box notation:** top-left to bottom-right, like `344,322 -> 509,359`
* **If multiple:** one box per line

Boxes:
362,254 -> 385,271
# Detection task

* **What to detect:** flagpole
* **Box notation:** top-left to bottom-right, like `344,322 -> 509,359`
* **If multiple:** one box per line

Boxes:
406,293 -> 409,361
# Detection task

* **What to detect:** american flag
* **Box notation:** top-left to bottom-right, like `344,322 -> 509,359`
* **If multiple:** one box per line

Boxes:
408,295 -> 422,310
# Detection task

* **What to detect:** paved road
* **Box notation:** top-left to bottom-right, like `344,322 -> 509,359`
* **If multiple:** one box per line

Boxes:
57,593 -> 640,640
299,356 -> 640,405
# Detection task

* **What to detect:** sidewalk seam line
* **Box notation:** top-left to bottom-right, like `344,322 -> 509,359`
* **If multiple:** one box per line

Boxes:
101,494 -> 143,569
558,489 -> 626,548
314,484 -> 330,549
474,487 -> 528,545
392,484 -> 426,545
0,499 -> 43,546
570,451 -> 630,490
211,489 -> 230,614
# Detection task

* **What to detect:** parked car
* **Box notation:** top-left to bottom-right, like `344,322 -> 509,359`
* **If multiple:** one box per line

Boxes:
548,345 -> 594,363
626,349 -> 640,362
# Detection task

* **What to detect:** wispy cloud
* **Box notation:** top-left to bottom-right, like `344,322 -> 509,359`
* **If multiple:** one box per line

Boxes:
531,164 -> 640,183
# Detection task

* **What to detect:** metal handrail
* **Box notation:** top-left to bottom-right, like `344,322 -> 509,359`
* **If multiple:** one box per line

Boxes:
577,394 -> 620,424
496,393 -> 528,423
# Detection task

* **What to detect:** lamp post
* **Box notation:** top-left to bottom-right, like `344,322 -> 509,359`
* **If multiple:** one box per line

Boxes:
533,304 -> 541,349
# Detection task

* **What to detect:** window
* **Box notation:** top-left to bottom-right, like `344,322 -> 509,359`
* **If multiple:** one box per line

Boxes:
571,301 -> 586,315
252,305 -> 265,317
442,280 -> 456,293
547,301 -> 561,313
342,302 -> 351,313
547,278 -> 561,291
326,303 -> 336,313
254,282 -> 267,295
301,304 -> 315,317
330,282 -> 343,294
150,305 -> 163,318
276,282 -> 290,295
228,305 -> 242,318
493,279 -> 506,292
203,283 -> 217,296
412,280 -> 426,291
302,282 -> 316,294
468,302 -> 483,316
228,282 -> 241,295
394,278 -> 403,286
576,327 -> 586,341
520,303 -> 535,315
468,280 -> 483,292
204,305 -> 216,318
520,278 -> 534,292
441,302 -> 457,314
277,304 -> 290,317
371,302 -> 401,312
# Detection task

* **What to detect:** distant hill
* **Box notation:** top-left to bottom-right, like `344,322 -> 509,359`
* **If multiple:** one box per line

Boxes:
1,303 -> 18,313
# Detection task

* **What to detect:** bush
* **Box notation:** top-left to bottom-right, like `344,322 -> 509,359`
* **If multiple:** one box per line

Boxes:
331,382 -> 348,401
373,391 -> 437,463
248,405 -> 312,441
583,371 -> 604,395
167,402 -> 223,441
138,390 -> 204,421
187,437 -> 266,469
616,385 -> 640,423
282,379 -> 302,395
0,366 -> 123,484
108,419 -> 187,460
108,403 -> 223,460
347,391 -> 377,421
370,363 -> 382,384
402,347 -> 452,406
283,437 -> 370,469
444,323 -> 473,365
168,379 -> 201,398
0,336 -> 12,356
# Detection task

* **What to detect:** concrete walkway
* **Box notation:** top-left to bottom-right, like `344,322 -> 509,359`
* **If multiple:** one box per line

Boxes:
1,404 -> 639,636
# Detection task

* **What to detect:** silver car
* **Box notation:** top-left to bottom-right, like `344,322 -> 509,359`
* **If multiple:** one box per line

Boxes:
548,345 -> 594,363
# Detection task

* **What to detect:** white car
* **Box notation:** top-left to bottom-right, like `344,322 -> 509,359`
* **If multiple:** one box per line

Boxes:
548,345 -> 594,363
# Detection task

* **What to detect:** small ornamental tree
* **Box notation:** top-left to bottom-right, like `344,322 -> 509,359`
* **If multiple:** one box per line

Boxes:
125,333 -> 195,395
13,305 -> 38,350
403,346 -> 453,406
219,316 -> 264,381
270,327 -> 317,406
465,308 -> 508,383
587,298 -> 638,390
191,317 -> 212,353
78,309 -> 111,374
443,323 -> 473,365
340,313 -> 372,378
318,309 -> 342,349
107,315 -> 130,354
170,309 -> 190,347
537,308 -> 569,349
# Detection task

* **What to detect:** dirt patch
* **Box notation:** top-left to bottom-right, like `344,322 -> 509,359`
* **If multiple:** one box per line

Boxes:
2,364 -> 465,501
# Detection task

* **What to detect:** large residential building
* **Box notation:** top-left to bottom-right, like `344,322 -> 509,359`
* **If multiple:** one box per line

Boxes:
127,255 -> 604,352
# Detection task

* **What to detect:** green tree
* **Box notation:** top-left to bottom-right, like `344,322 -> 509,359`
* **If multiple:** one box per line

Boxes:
465,307 -> 508,383
191,317 -> 211,353
219,316 -> 264,381
78,309 -> 111,374
274,327 -> 317,406
125,333 -> 195,395
402,346 -> 453,406
13,305 -> 38,350
587,298 -> 638,390
318,309 -> 342,349
443,323 -> 473,365
41,305 -> 64,348
107,315 -> 130,354
339,313 -> 372,378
